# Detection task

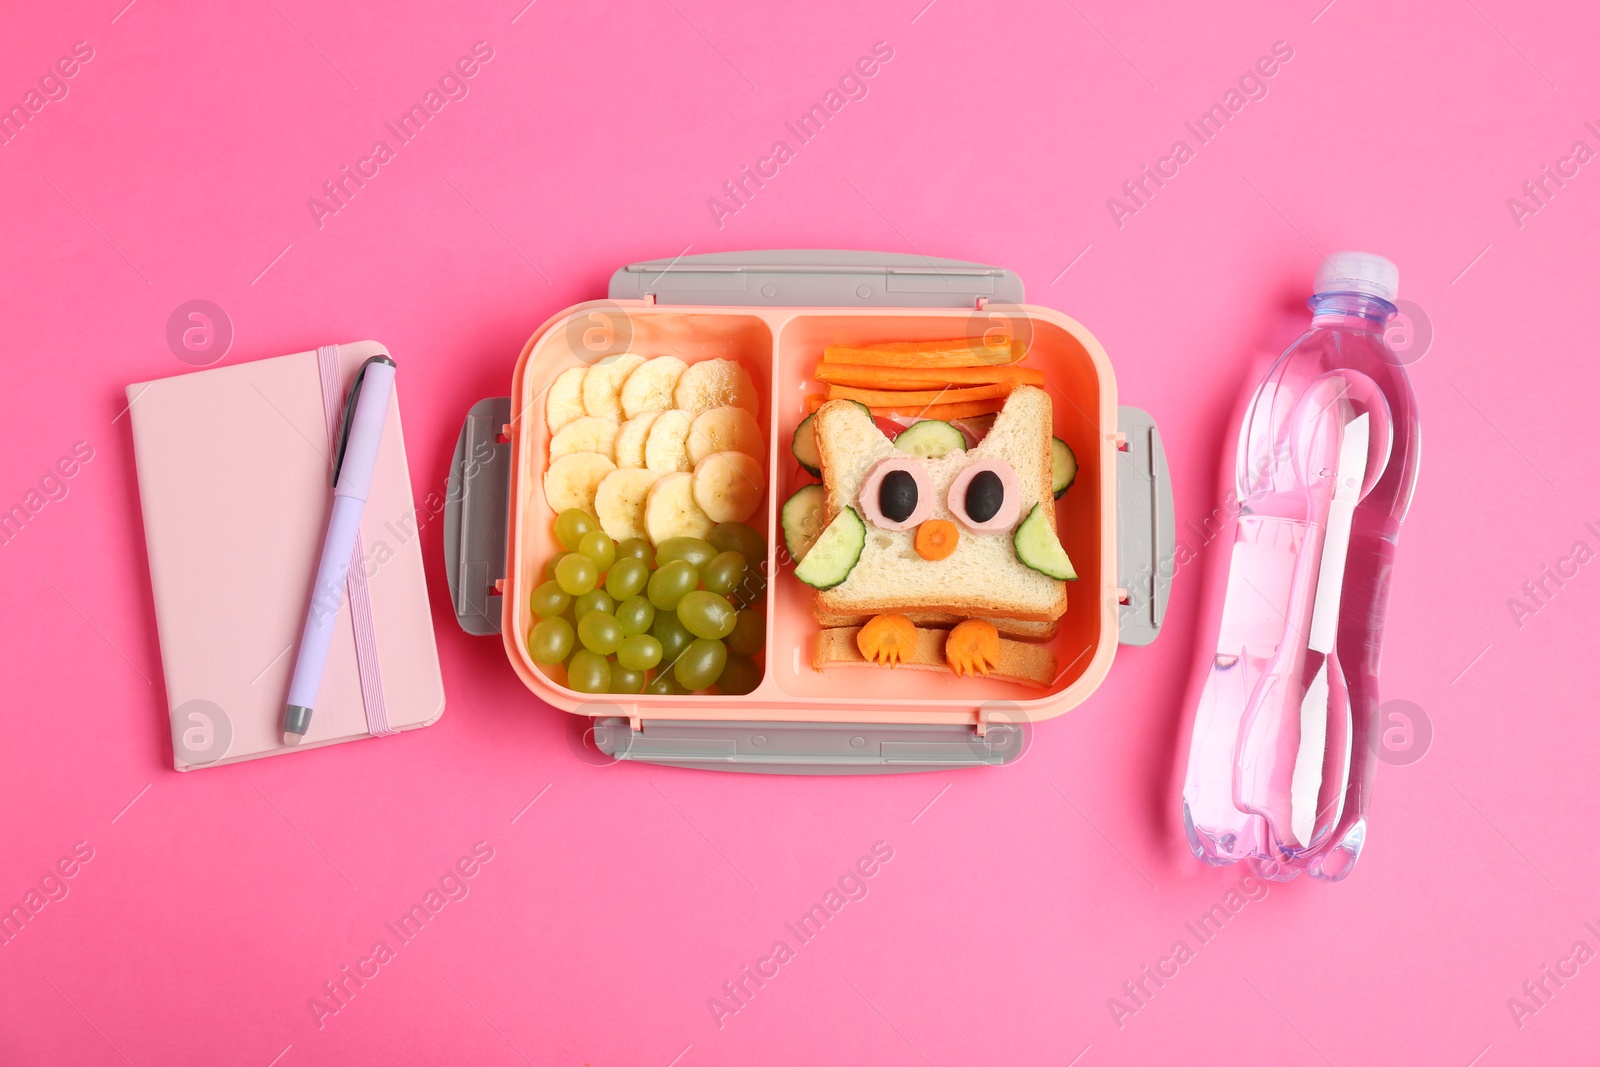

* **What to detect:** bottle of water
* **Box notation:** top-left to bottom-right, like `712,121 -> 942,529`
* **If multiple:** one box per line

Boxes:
1181,252 -> 1420,882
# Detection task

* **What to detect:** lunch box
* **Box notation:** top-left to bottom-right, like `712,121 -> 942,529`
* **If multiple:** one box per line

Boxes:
444,251 -> 1172,772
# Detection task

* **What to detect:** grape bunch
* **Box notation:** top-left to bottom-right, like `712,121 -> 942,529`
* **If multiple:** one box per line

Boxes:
527,509 -> 767,697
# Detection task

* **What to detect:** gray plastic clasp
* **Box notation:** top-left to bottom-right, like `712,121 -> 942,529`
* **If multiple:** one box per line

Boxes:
1116,405 -> 1174,646
444,397 -> 512,635
592,718 -> 1028,774
609,249 -> 1024,308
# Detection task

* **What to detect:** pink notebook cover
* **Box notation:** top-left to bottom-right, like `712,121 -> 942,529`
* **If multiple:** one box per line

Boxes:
127,341 -> 444,770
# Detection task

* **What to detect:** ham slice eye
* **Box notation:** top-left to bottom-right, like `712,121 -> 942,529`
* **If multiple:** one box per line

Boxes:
948,459 -> 1022,532
859,456 -> 934,531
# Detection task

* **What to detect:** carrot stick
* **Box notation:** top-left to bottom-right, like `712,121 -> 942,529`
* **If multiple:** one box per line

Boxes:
813,363 -> 1045,388
867,399 -> 1007,420
822,339 -> 1026,368
826,383 -> 1016,407
804,395 -> 1008,420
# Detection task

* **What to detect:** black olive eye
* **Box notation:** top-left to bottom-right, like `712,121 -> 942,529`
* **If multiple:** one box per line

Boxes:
879,469 -> 919,524
965,470 -> 1005,523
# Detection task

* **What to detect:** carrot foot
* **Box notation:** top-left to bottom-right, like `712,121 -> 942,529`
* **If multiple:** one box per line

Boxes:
946,619 -> 1000,677
857,614 -> 918,667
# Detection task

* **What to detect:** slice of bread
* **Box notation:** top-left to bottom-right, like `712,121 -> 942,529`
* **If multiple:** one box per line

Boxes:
812,625 -> 1058,688
812,607 -> 1059,640
812,386 -> 1067,622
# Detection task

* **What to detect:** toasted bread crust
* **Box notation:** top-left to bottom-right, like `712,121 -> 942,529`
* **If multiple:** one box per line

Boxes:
812,607 -> 1059,640
811,625 -> 1057,687
815,590 -> 1064,622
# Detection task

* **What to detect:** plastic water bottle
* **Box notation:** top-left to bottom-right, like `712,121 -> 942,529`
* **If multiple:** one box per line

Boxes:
1181,252 -> 1420,882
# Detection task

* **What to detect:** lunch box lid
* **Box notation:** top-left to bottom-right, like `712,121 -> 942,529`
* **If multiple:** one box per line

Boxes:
443,251 -> 1173,772
607,249 -> 1025,308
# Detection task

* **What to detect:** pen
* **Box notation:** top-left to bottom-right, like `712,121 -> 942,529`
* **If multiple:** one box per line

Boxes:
282,355 -> 397,745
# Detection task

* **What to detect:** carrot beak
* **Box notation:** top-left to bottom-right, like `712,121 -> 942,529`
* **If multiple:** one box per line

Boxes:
914,519 -> 959,561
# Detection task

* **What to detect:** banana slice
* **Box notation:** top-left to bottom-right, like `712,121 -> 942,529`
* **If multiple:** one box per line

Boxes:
645,471 -> 714,543
545,366 -> 588,434
581,353 -> 646,421
692,451 -> 764,524
543,452 -> 616,516
613,412 -> 658,468
687,405 -> 763,466
594,468 -> 661,543
674,358 -> 759,417
549,415 -> 618,460
619,356 -> 687,419
644,409 -> 694,473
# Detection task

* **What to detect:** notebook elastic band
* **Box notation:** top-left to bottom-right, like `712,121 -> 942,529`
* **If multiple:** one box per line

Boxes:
316,344 -> 395,737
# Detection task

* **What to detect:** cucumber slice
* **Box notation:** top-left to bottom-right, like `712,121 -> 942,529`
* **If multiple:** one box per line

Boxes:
781,484 -> 826,562
1014,503 -> 1076,580
1052,437 -> 1078,499
791,413 -> 821,476
793,506 -> 866,589
894,419 -> 966,459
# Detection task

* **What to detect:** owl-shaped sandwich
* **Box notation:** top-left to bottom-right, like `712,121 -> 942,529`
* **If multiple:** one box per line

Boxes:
797,387 -> 1075,683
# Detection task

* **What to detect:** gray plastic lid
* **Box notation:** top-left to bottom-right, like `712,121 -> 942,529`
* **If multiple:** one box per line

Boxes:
609,249 -> 1024,308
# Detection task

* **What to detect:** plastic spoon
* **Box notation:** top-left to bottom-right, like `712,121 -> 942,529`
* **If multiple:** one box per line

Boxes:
1233,372 -> 1391,854
1287,411 -> 1367,848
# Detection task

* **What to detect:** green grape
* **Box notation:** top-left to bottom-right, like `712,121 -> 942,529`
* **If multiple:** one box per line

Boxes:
526,617 -> 573,665
717,653 -> 761,696
610,666 -> 646,694
701,550 -> 747,596
615,595 -> 656,636
655,536 -> 716,569
577,529 -> 616,571
644,671 -> 689,696
651,612 -> 693,666
573,588 -> 614,620
529,580 -> 570,618
732,570 -> 768,610
617,634 -> 663,671
617,537 -> 655,567
544,551 -> 571,582
605,556 -> 649,600
554,509 -> 596,551
709,522 -> 766,564
577,611 -> 623,655
726,608 -> 765,657
566,649 -> 610,693
647,560 -> 698,610
677,590 -> 736,640
674,637 -> 727,691
555,553 -> 598,596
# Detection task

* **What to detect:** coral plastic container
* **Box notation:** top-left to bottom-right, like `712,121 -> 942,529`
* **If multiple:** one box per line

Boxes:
444,251 -> 1173,772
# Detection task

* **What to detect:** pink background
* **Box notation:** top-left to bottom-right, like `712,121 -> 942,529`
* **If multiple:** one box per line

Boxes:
2,0 -> 1597,1063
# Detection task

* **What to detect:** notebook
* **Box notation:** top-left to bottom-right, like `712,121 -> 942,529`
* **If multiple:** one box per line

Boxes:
127,341 -> 444,770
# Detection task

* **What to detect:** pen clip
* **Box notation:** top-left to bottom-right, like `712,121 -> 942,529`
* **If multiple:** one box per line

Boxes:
333,355 -> 397,487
